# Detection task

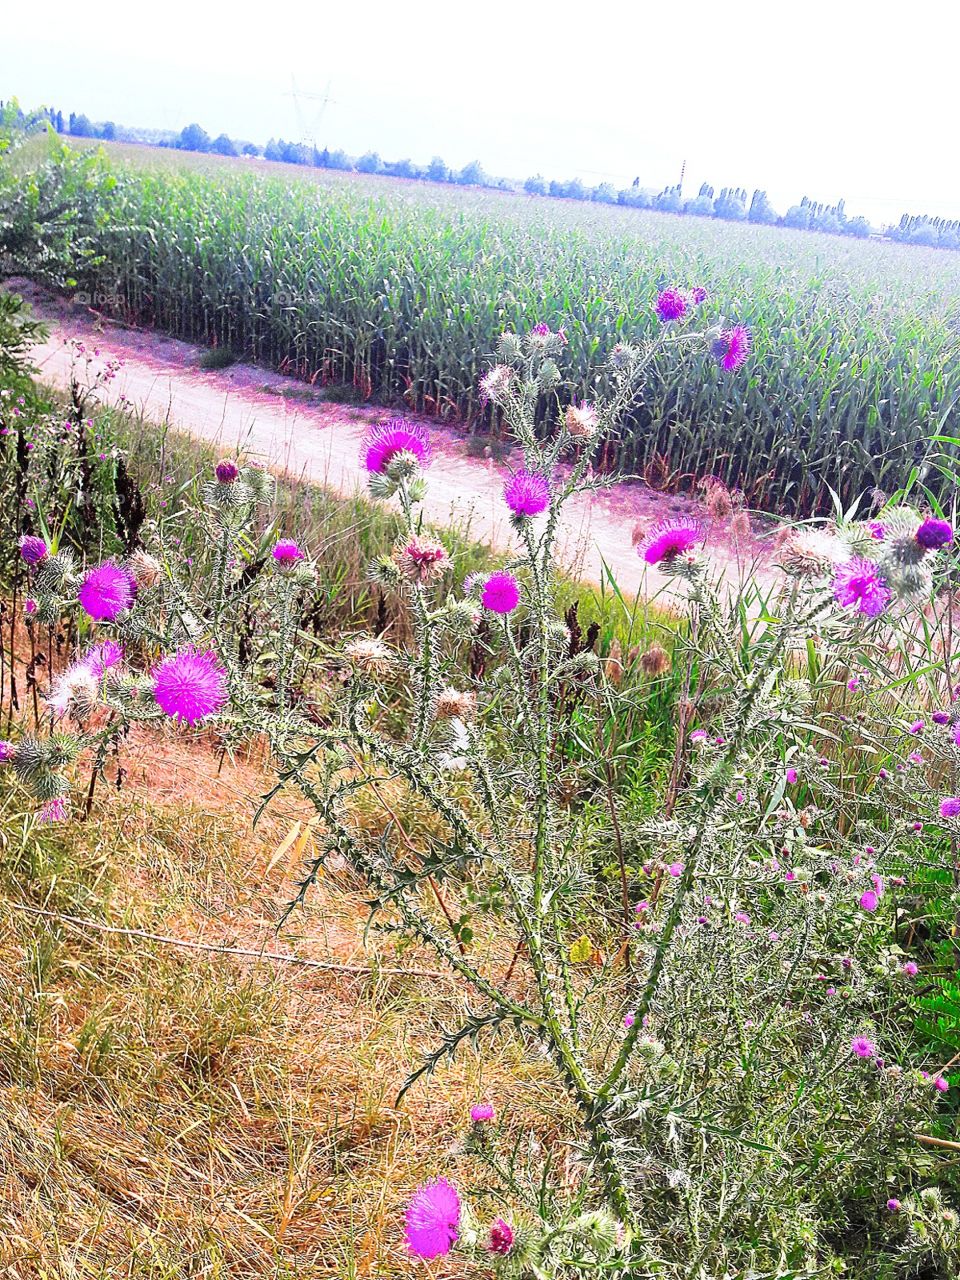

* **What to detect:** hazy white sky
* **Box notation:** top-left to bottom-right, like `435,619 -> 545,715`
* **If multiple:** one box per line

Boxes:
5,0 -> 959,226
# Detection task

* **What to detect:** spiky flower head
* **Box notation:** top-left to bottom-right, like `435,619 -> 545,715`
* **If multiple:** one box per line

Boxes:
127,550 -> 163,588
0,741 -> 13,762
486,1218 -> 514,1255
437,687 -> 478,720
470,1101 -> 495,1122
833,558 -> 890,618
481,570 -> 520,614
85,640 -> 124,679
655,288 -> 688,323
710,325 -> 752,371
916,517 -> 954,551
77,563 -> 136,622
776,527 -> 848,576
38,795 -> 70,824
47,662 -> 99,721
570,1209 -> 624,1259
394,535 -> 448,585
272,539 -> 305,566
152,647 -> 228,725
940,796 -> 960,819
565,402 -> 598,439
640,644 -> 671,676
850,1035 -> 877,1059
638,519 -> 704,566
404,1178 -> 461,1259
503,470 -> 550,517
215,459 -> 240,484
690,286 -> 708,304
478,364 -> 515,406
363,419 -> 431,475
19,535 -> 48,565
344,636 -> 392,676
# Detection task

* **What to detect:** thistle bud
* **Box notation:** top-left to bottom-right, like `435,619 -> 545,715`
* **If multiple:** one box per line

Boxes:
344,636 -> 392,677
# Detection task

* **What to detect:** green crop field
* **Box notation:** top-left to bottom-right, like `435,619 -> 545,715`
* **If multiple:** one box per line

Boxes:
33,141 -> 960,513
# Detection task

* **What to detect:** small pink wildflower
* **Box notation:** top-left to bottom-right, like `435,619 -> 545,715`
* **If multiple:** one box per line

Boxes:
859,890 -> 879,912
847,676 -> 860,691
623,1013 -> 635,1028
940,796 -> 960,818
470,1102 -> 495,1123
38,796 -> 70,824
786,767 -> 798,784
833,559 -> 890,618
503,470 -> 550,517
902,961 -> 919,977
886,1198 -> 901,1212
850,1035 -> 877,1059
486,1218 -> 515,1256
933,1075 -> 950,1093
272,539 -> 304,564
909,720 -> 925,735
667,862 -> 684,877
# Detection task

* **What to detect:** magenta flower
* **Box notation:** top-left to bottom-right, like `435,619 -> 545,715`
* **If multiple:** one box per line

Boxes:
530,321 -> 551,337
869,521 -> 886,540
24,599 -> 37,616
933,1074 -> 950,1092
909,719 -> 925,734
667,861 -> 684,877
85,640 -> 124,679
940,796 -> 960,818
902,961 -> 919,977
363,419 -> 430,474
655,288 -> 688,322
482,570 -> 520,614
470,1102 -> 495,1123
0,741 -> 14,761
272,539 -> 304,564
503,470 -> 550,517
690,286 -> 708,304
78,563 -> 136,621
786,767 -> 798,784
833,559 -> 890,618
859,890 -> 879,912
623,1012 -> 635,1028
886,1198 -> 901,1212
851,1035 -> 877,1059
19,535 -> 48,565
405,1178 -> 460,1259
38,796 -> 70,824
152,647 -> 228,725
711,325 -> 752,371
916,518 -> 953,550
486,1218 -> 515,1256
638,519 -> 703,566
933,710 -> 951,725
215,459 -> 240,483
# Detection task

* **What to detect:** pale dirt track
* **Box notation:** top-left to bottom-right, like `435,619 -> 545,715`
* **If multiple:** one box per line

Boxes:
17,285 -> 773,602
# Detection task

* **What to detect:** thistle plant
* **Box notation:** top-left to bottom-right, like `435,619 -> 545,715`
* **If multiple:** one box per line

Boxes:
11,301 -> 960,1277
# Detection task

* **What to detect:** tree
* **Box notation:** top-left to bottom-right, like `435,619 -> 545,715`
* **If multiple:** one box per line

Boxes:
264,138 -> 284,162
426,156 -> 449,183
176,123 -> 212,152
714,187 -> 747,220
326,149 -> 352,171
241,142 -> 261,157
784,203 -> 811,229
591,182 -> 617,204
844,216 -> 872,239
524,174 -> 547,196
211,133 -> 238,157
748,189 -> 778,225
456,160 -> 486,186
69,113 -> 95,138
98,121 -> 117,141
356,150 -> 383,174
686,194 -> 714,217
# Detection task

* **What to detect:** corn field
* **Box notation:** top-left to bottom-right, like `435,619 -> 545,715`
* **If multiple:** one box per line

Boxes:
81,146 -> 960,515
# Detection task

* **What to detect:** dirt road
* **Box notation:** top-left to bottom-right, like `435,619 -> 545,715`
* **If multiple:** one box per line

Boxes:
19,287 -> 771,601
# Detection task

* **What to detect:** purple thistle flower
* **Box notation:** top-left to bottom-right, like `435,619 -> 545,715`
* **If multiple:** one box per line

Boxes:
933,1074 -> 950,1092
690,286 -> 708,304
623,1012 -> 635,1027
850,1035 -> 877,1059
152,647 -> 228,725
19,535 -> 48,565
481,570 -> 520,614
832,559 -> 890,618
638,519 -> 703,566
711,325 -> 752,371
909,719 -> 925,734
24,598 -> 37,617
786,767 -> 798,784
530,321 -> 551,337
902,961 -> 919,977
486,1218 -> 515,1256
77,563 -> 136,622
860,889 -> 879,912
655,287 -> 688,323
362,419 -> 430,474
916,517 -> 953,550
933,710 -> 951,725
38,796 -> 70,824
272,539 -> 304,564
940,796 -> 960,818
0,741 -> 15,762
503,469 -> 550,517
668,861 -> 684,877
470,1102 -> 495,1123
404,1178 -> 460,1259
886,1198 -> 901,1212
85,640 -> 124,679
869,521 -> 887,541
215,459 -> 240,483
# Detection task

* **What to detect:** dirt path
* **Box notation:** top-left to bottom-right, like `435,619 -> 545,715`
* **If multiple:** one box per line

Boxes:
16,283 -> 774,600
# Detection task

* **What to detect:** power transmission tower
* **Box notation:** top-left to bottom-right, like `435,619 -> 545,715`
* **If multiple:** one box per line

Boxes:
284,77 -> 335,151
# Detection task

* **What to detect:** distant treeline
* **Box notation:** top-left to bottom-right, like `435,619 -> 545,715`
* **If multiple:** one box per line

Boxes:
7,99 -> 959,252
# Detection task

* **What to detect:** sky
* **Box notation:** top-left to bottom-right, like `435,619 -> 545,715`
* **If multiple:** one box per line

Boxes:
4,0 -> 959,228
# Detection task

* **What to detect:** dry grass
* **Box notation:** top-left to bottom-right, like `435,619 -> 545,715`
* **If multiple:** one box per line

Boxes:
0,722 -> 564,1278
